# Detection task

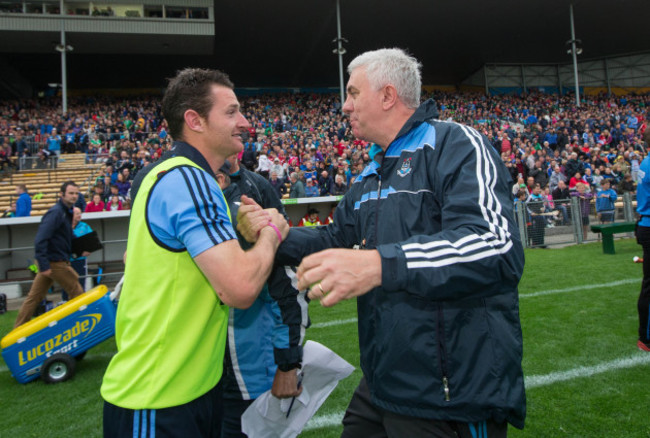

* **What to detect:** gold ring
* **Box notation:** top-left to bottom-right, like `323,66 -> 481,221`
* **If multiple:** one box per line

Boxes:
318,283 -> 327,295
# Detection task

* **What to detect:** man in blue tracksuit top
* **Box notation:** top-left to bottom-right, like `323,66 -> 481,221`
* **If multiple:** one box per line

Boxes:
217,156 -> 307,438
14,184 -> 32,217
238,49 -> 525,437
635,128 -> 650,352
595,179 -> 617,223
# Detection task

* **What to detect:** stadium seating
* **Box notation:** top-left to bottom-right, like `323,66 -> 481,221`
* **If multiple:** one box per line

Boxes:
0,154 -> 103,216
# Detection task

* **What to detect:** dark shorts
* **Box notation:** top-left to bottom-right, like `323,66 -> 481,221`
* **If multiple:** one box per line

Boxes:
582,215 -> 590,225
341,377 -> 508,438
103,380 -> 223,438
599,210 -> 615,223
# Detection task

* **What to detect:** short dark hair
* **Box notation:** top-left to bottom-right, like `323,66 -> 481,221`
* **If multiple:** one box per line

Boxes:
60,181 -> 78,193
162,68 -> 234,141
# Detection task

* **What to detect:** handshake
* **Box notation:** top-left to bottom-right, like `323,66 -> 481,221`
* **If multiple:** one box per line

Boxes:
236,195 -> 290,243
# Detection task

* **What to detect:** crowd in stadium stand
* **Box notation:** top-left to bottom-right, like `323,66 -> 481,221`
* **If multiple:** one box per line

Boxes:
0,92 -> 647,217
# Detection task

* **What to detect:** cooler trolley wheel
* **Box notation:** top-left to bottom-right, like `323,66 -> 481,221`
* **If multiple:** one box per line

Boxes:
41,353 -> 76,383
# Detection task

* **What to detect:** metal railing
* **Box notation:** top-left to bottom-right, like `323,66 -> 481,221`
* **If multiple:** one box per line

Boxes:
514,192 -> 637,248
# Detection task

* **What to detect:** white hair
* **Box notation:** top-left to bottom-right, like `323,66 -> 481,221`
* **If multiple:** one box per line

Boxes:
347,48 -> 422,109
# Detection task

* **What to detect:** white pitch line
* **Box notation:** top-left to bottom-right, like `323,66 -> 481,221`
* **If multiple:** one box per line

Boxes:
303,352 -> 650,431
525,353 -> 650,388
307,279 -> 641,330
304,412 -> 345,431
311,317 -> 358,329
520,278 -> 639,299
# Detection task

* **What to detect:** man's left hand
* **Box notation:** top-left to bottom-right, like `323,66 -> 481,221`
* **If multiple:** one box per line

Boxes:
297,249 -> 382,307
271,368 -> 302,399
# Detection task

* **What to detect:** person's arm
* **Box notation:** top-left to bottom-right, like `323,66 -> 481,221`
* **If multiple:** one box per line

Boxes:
33,209 -> 60,273
248,171 -> 288,220
267,265 -> 307,367
194,228 -> 284,308
15,196 -> 28,217
148,168 -> 288,309
266,265 -> 307,398
300,123 -> 525,306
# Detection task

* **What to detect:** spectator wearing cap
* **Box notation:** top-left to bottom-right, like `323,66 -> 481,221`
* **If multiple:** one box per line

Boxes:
297,208 -> 321,227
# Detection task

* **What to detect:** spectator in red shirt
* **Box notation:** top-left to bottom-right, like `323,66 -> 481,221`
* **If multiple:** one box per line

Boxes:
85,193 -> 105,212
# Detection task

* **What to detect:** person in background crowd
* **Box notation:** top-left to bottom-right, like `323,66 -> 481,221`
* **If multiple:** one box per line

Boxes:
333,174 -> 348,196
551,180 -> 571,225
14,181 -> 84,327
268,171 -> 286,199
289,172 -> 305,199
305,178 -> 319,197
571,182 -> 593,241
297,208 -> 321,227
46,128 -> 61,167
105,195 -> 123,211
595,179 -> 617,223
527,185 -> 546,247
85,193 -> 105,212
69,207 -> 93,295
14,184 -> 31,217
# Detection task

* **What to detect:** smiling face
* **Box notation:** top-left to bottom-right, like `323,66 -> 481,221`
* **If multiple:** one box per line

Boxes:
204,85 -> 250,158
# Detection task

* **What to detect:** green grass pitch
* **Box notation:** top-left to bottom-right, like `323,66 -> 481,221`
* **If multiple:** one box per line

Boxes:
1,239 -> 649,437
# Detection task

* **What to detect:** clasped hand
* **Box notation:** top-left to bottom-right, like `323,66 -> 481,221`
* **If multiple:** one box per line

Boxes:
236,195 -> 289,243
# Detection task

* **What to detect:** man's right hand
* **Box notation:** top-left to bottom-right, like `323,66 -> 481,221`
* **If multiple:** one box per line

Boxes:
237,195 -> 289,243
237,195 -> 270,242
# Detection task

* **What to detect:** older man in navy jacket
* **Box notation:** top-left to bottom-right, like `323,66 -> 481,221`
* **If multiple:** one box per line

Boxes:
238,48 -> 525,437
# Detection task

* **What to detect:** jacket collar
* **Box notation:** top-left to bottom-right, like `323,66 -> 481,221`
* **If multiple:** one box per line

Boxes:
372,99 -> 439,167
162,141 -> 216,178
392,99 -> 439,142
57,199 -> 73,217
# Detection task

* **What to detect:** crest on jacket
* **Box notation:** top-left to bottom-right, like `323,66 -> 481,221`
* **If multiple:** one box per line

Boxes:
397,157 -> 412,177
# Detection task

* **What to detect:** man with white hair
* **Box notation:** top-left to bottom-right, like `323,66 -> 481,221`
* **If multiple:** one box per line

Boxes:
239,48 -> 525,437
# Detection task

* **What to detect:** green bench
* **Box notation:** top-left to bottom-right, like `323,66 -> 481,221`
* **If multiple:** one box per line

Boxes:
590,222 -> 636,254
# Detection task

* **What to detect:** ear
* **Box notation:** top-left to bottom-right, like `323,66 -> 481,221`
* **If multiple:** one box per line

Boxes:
381,84 -> 398,111
184,109 -> 204,133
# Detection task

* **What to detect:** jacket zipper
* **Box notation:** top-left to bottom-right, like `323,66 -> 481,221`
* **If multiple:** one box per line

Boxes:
437,304 -> 451,401
374,175 -> 382,247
